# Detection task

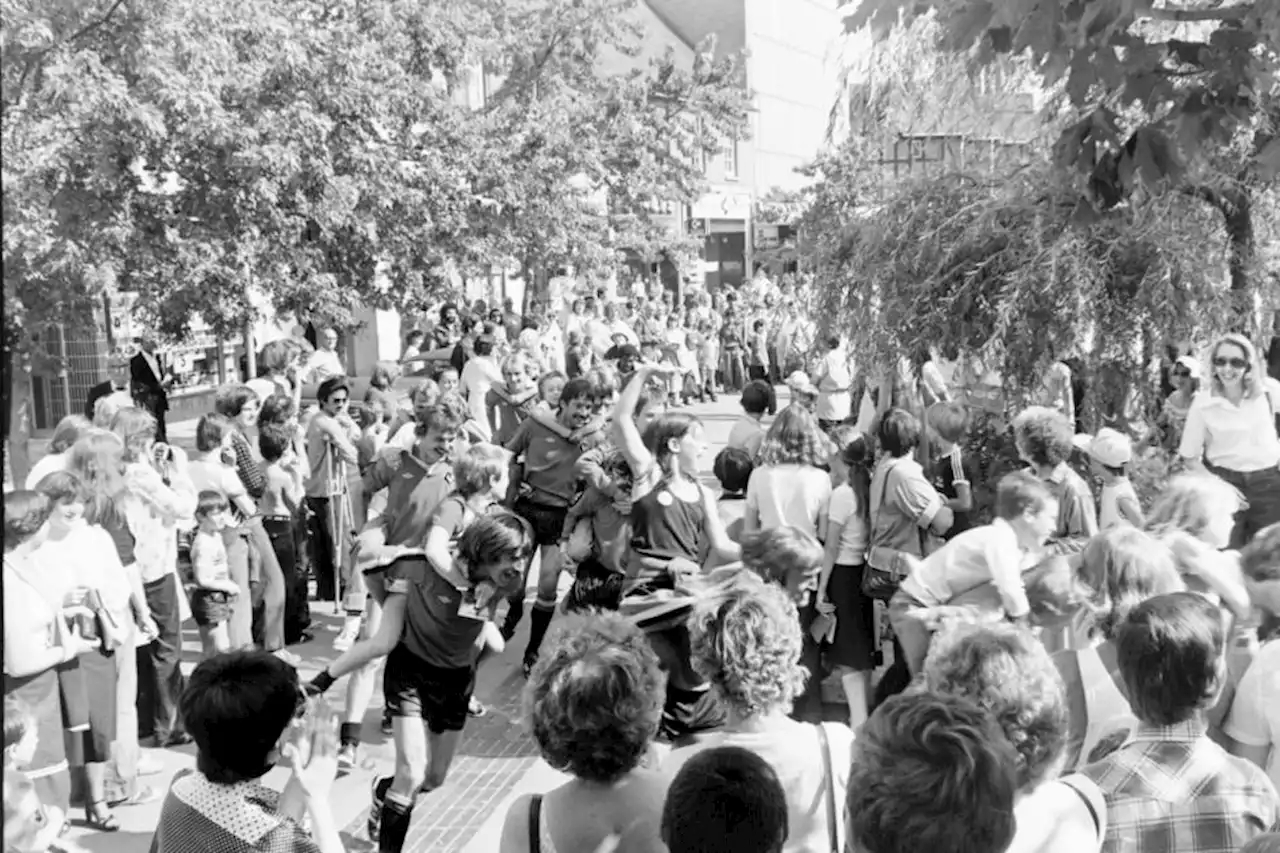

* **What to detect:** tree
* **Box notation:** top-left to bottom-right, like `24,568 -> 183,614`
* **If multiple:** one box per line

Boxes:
2,0 -> 750,480
842,0 -> 1280,301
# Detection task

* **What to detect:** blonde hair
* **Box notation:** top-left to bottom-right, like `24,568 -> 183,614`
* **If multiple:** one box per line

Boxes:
1077,527 -> 1183,639
453,444 -> 510,497
1207,333 -> 1266,400
1145,472 -> 1243,545
66,430 -> 130,527
93,392 -> 130,428
502,351 -> 534,378
689,576 -> 808,717
109,407 -> 157,462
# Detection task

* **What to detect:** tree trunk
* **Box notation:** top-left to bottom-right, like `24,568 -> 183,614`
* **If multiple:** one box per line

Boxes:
1182,181 -> 1257,328
6,368 -> 35,489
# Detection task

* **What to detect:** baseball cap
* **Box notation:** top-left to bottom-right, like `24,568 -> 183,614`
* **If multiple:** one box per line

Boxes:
1073,428 -> 1132,468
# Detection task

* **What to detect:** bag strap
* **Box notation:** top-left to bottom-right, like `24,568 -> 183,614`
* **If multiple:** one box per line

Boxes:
528,794 -> 543,853
815,723 -> 839,853
871,460 -> 895,540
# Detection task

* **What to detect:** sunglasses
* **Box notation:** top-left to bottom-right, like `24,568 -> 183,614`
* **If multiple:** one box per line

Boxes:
1212,357 -> 1248,369
1172,368 -> 1191,378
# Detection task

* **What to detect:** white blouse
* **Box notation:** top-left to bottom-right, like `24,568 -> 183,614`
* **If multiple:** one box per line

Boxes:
1178,379 -> 1280,471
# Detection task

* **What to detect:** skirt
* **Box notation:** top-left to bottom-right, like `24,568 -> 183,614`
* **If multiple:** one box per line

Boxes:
64,649 -> 117,766
4,667 -> 70,810
826,563 -> 876,671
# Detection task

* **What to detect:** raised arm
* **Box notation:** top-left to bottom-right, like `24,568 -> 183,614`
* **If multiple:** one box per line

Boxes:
612,364 -> 669,475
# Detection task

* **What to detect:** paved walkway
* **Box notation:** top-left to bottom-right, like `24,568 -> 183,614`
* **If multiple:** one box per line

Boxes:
61,390 -> 780,853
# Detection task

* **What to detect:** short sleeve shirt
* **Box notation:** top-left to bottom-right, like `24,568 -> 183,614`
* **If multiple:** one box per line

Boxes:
869,456 -> 942,557
394,556 -> 491,670
1224,641 -> 1280,791
362,448 -> 454,547
927,447 -> 979,540
827,484 -> 869,565
745,464 -> 832,539
150,769 -> 319,853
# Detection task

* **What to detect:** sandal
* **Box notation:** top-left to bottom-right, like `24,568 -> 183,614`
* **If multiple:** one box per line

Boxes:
85,801 -> 120,832
109,785 -> 159,808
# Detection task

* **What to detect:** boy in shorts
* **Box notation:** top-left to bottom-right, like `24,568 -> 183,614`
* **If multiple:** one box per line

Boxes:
503,376 -> 609,672
190,491 -> 239,658
370,514 -> 533,852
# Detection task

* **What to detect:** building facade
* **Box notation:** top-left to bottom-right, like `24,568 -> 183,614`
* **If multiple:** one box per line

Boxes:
644,0 -> 842,290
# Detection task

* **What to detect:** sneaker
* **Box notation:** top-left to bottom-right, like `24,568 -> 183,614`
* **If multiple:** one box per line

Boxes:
368,776 -> 390,840
338,743 -> 358,770
333,619 -> 361,652
468,697 -> 486,717
521,655 -> 536,678
272,649 -> 302,667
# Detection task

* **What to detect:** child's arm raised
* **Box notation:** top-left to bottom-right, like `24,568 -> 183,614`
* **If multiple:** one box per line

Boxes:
613,364 -> 672,476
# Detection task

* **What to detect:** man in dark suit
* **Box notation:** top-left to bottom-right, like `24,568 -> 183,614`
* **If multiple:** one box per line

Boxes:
84,354 -> 133,422
131,338 -> 173,441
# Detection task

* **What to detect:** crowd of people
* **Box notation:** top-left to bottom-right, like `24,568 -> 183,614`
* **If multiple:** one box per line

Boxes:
4,279 -> 1280,853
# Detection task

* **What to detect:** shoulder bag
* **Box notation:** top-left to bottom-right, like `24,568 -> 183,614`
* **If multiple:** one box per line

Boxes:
862,461 -> 918,600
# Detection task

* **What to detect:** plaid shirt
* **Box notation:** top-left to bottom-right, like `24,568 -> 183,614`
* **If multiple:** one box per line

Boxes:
1079,720 -> 1279,853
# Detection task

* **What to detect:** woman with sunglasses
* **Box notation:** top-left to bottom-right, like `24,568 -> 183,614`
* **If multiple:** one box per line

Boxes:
1155,355 -> 1200,453
1178,333 -> 1280,548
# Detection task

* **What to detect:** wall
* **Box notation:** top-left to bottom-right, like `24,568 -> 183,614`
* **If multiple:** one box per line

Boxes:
744,0 -> 842,193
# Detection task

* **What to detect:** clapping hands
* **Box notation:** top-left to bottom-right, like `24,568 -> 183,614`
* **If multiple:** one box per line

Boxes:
280,696 -> 340,800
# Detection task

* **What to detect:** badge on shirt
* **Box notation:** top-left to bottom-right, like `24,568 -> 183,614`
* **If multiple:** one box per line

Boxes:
656,490 -> 673,507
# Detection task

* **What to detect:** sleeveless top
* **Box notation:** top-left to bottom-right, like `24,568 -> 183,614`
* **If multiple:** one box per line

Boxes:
626,478 -> 708,593
527,795 -> 560,853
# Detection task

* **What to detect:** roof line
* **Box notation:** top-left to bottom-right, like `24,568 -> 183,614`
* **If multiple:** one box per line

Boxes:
641,0 -> 700,52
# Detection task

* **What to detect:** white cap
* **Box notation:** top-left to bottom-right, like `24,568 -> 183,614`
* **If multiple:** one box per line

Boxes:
1074,428 -> 1132,468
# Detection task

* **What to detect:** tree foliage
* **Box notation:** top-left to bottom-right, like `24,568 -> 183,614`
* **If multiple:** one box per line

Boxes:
798,141 -> 1263,425
842,0 -> 1279,296
2,0 -> 751,350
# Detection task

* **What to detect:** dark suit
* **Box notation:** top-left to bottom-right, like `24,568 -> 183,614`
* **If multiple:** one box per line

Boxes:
131,352 -> 170,442
84,380 -> 131,421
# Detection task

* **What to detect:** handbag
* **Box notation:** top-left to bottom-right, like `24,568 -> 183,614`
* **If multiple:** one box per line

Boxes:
861,461 -> 920,601
85,587 -> 128,651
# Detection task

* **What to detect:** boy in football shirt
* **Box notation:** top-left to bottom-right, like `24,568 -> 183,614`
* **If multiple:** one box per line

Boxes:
369,514 -> 534,853
503,376 -> 609,672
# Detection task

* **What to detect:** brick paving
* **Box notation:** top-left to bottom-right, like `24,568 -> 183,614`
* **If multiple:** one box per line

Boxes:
343,667 -> 541,853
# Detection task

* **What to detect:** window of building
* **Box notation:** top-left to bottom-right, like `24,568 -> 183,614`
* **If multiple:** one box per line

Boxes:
723,138 -> 739,180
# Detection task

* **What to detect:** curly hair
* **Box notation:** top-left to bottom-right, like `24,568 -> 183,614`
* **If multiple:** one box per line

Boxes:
524,612 -> 664,783
259,393 -> 297,426
689,577 -> 808,718
1012,406 -> 1074,467
4,491 -> 52,551
756,404 -> 829,468
1077,527 -> 1183,640
922,623 -> 1068,792
1145,472 -> 1242,548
